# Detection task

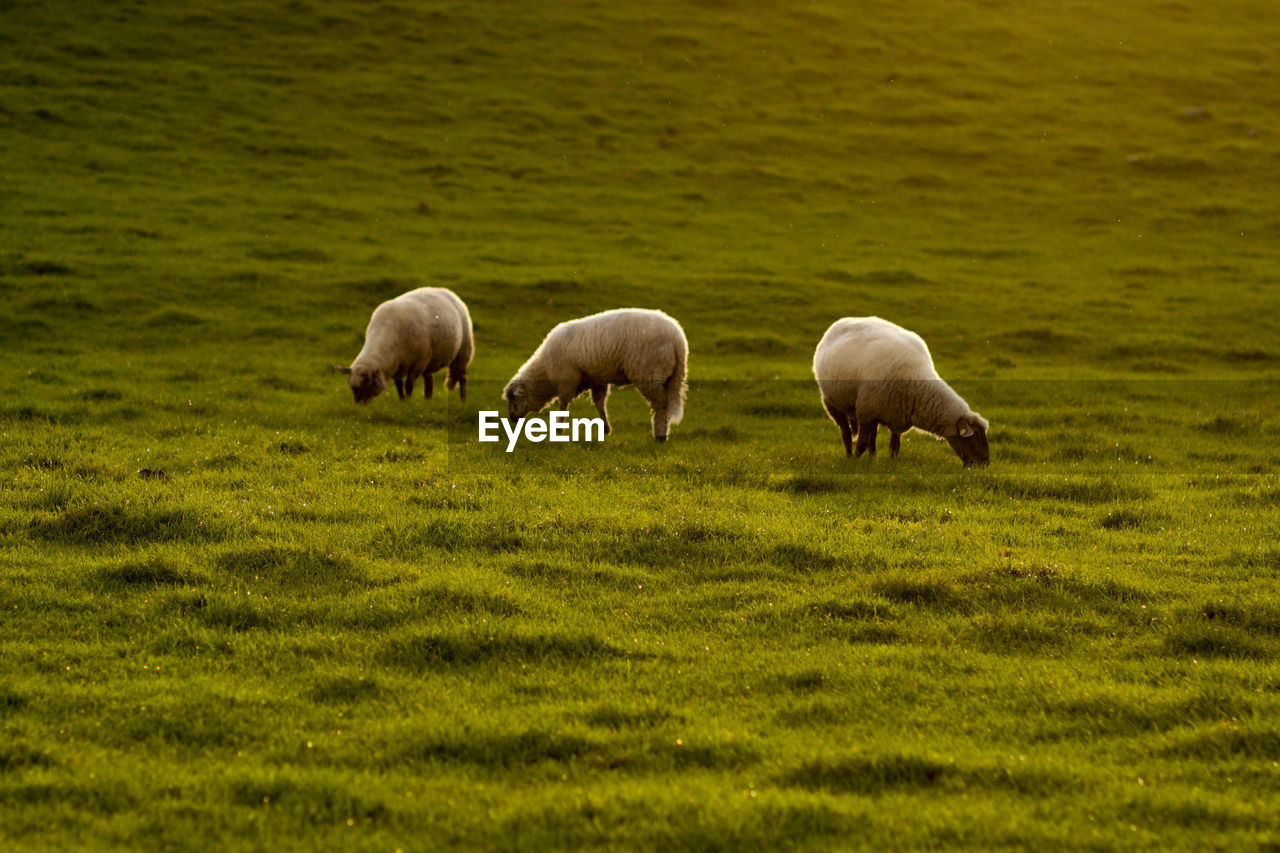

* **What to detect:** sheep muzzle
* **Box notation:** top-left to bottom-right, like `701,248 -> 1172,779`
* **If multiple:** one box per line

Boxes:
947,432 -> 990,467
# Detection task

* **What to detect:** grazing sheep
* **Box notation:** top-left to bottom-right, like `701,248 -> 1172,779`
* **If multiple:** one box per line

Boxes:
812,316 -> 989,466
503,308 -> 688,442
335,287 -> 473,404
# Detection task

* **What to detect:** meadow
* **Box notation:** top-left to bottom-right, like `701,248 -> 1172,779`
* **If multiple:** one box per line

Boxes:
2,0 -> 1280,848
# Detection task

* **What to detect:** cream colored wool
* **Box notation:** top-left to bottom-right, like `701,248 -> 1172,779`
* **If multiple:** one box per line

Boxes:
813,316 -> 989,465
338,287 -> 474,404
503,308 -> 688,442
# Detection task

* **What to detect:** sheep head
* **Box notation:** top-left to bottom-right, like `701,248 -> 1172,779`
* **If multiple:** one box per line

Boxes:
502,378 -> 554,420
342,364 -> 386,404
945,414 -> 990,467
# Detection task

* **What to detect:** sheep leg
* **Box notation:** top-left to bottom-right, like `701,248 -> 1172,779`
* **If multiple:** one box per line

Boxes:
824,401 -> 853,458
405,368 -> 423,399
636,381 -> 669,442
555,379 -> 580,410
855,420 -> 878,458
421,373 -> 433,399
591,385 -> 612,435
889,430 -> 902,457
446,361 -> 468,402
394,377 -> 406,400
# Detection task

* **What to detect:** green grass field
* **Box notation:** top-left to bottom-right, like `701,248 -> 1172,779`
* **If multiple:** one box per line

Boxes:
3,0 -> 1280,848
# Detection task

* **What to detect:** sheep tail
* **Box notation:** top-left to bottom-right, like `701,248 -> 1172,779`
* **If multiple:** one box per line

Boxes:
665,346 -> 687,425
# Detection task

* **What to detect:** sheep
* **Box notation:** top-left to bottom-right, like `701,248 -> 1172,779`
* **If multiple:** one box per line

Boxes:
335,287 -> 473,405
812,316 -> 989,466
502,308 -> 688,442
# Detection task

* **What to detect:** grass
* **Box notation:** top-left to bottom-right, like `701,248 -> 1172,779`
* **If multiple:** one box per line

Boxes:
3,0 -> 1280,849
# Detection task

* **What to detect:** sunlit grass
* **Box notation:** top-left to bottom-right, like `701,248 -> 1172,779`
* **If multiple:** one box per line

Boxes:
3,0 -> 1280,849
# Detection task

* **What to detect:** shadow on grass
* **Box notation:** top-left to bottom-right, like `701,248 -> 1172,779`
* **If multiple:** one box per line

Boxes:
1217,548 -> 1280,575
1162,623 -> 1271,660
106,696 -> 259,749
0,745 -> 56,772
794,598 -> 897,622
780,753 -> 1074,796
29,505 -> 227,545
965,567 -> 1148,620
560,521 -> 844,572
371,518 -> 523,558
161,591 -> 279,633
969,474 -> 1153,504
0,688 -> 29,716
1099,506 -> 1168,531
90,555 -> 204,590
967,616 -> 1067,654
395,728 -> 756,772
581,706 -> 678,730
200,598 -> 278,632
499,799 -> 851,851
0,780 -> 137,813
383,515 -> 855,575
377,630 -> 638,672
333,585 -> 521,631
1036,688 -> 1250,742
1160,724 -> 1280,760
504,559 -> 651,591
581,522 -> 750,568
306,675 -> 381,704
873,577 -> 967,613
398,729 -> 595,768
764,669 -> 832,694
215,545 -> 364,587
228,774 -> 389,822
1196,600 -> 1280,636
774,701 -> 851,728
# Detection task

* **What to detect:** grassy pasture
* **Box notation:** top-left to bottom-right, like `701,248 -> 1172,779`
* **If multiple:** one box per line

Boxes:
3,0 -> 1280,849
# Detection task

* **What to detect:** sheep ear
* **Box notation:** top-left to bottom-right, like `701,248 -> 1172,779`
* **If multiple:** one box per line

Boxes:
511,386 -> 524,397
333,365 -> 352,375
957,418 -> 975,438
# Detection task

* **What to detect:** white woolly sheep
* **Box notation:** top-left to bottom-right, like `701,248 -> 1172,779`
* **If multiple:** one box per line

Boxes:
335,287 -> 474,405
502,308 -> 688,442
812,316 -> 989,466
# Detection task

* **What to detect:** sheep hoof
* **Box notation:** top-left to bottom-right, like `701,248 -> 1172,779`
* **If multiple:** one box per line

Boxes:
654,435 -> 667,443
